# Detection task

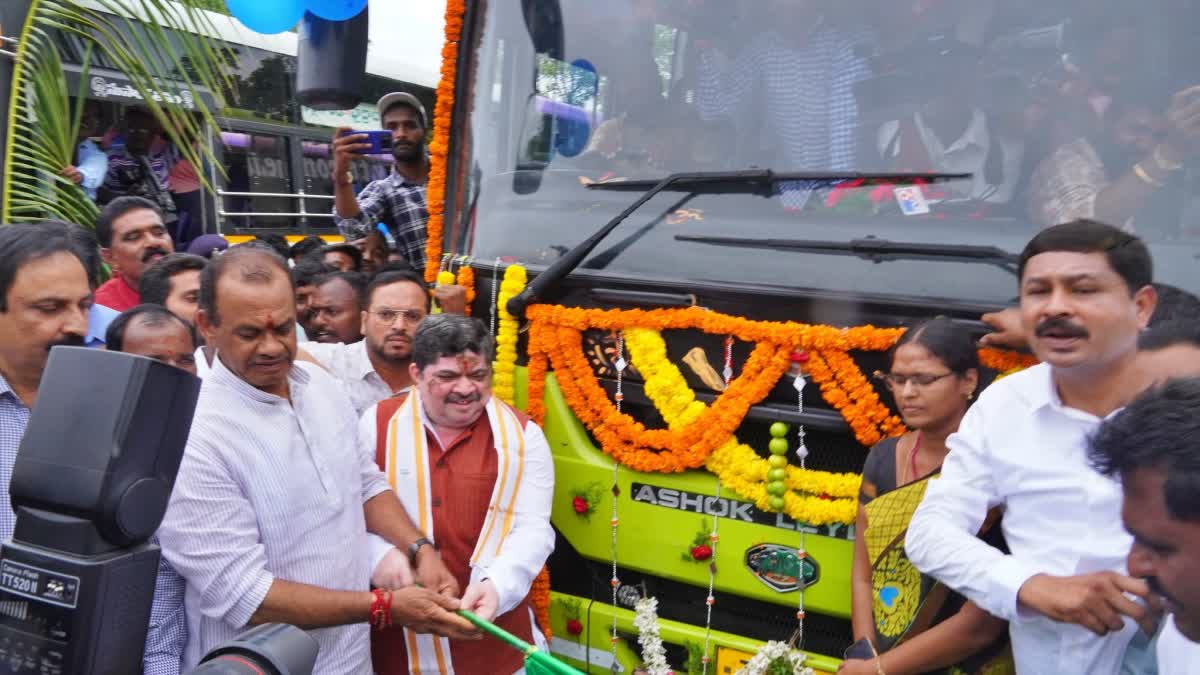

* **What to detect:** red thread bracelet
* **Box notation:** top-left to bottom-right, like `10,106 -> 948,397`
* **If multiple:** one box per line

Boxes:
370,588 -> 393,630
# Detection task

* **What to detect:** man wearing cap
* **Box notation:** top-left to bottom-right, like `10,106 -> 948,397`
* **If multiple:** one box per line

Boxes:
332,92 -> 431,276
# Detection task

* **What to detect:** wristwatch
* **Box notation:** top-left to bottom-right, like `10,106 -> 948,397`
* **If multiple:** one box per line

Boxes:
335,170 -> 354,186
407,537 -> 436,564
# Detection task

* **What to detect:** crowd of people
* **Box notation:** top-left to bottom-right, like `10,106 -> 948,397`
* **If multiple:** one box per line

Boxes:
14,73 -> 611,675
11,75 -> 1200,675
0,99 -> 550,674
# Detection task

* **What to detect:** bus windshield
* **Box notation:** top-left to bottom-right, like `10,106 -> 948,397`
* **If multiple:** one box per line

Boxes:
456,0 -> 1200,304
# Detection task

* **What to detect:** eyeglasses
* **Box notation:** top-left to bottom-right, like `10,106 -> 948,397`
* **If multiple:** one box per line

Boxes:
873,371 -> 955,389
368,308 -> 426,325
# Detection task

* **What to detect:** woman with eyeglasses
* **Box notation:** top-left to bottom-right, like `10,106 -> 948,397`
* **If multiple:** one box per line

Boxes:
839,317 -> 1013,675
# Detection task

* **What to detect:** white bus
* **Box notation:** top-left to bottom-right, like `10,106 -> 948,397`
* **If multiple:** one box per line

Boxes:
54,0 -> 444,238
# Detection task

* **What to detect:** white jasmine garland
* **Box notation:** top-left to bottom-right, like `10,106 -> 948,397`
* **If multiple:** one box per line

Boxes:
734,640 -> 813,675
633,597 -> 672,675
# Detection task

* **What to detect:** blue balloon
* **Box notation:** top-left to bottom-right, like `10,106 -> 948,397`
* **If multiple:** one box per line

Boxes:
226,0 -> 305,34
554,118 -> 591,158
305,0 -> 367,21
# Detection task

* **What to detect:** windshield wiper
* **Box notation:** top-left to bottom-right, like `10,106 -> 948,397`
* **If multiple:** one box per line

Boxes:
674,234 -> 1019,276
583,168 -> 970,194
504,168 -> 970,316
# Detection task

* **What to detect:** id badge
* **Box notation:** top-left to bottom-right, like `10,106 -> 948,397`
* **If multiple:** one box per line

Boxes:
894,185 -> 931,215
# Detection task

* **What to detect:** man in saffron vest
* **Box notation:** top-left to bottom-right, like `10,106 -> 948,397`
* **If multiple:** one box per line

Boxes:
360,314 -> 555,674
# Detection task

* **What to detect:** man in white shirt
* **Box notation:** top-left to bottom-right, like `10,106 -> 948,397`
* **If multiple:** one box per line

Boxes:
157,246 -> 478,674
360,315 -> 554,674
1090,378 -> 1200,675
906,219 -> 1159,675
303,269 -> 431,416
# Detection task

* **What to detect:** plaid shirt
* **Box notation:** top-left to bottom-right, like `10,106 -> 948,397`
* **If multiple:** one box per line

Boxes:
696,26 -> 870,208
0,371 -> 187,675
334,171 -> 428,274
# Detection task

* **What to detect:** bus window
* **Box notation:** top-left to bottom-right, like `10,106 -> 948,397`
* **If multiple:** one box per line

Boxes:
221,131 -> 293,230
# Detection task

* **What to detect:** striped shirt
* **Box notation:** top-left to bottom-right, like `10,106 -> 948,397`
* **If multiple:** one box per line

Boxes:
157,357 -> 390,674
696,27 -> 870,207
334,171 -> 428,274
0,371 -> 186,675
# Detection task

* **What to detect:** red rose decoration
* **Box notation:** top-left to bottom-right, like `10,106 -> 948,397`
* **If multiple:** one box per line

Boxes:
868,183 -> 895,203
566,619 -> 584,635
572,496 -> 589,514
691,544 -> 713,561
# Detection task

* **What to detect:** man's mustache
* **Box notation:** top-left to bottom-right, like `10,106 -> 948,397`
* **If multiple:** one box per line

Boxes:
1035,316 -> 1089,339
142,247 -> 169,263
446,393 -> 481,404
250,354 -> 290,368
47,335 -> 85,352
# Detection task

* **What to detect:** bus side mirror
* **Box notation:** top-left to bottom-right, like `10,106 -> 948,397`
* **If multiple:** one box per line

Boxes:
521,0 -> 564,61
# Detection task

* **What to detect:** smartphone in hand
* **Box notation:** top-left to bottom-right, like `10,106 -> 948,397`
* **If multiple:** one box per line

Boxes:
844,637 -> 877,661
339,129 -> 393,155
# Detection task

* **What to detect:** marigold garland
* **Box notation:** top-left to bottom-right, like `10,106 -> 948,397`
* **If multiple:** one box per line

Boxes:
523,304 -> 1036,457
529,320 -> 793,472
979,347 -> 1039,372
527,305 -> 906,351
525,306 -> 899,450
493,265 -> 526,405
706,443 -> 857,525
531,566 -> 552,641
527,340 -> 549,424
814,349 -> 904,447
424,0 -> 466,283
625,328 -> 860,525
455,264 -> 476,315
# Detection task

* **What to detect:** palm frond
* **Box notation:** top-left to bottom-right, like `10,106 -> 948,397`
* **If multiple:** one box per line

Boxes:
3,0 -> 235,227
